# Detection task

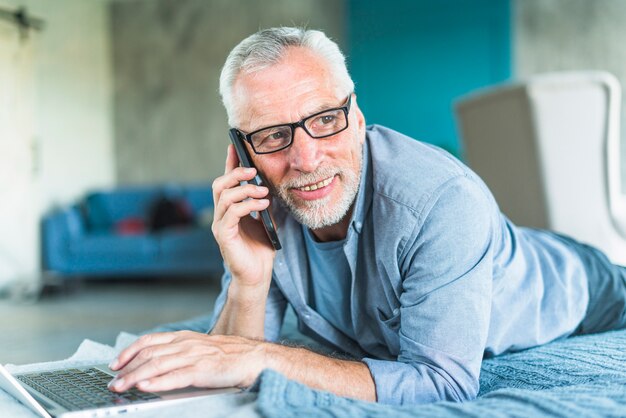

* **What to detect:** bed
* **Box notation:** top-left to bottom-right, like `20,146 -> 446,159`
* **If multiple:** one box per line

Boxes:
254,328 -> 626,417
2,321 -> 624,417
147,308 -> 626,417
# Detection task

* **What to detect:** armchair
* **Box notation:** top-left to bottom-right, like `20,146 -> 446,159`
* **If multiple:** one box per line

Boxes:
455,71 -> 626,265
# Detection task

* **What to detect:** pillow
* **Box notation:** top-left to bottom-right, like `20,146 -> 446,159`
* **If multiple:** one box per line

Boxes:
147,196 -> 194,232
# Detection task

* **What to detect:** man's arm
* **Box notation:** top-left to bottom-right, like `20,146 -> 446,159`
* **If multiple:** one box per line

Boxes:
209,273 -> 270,339
108,332 -> 376,402
207,144 -> 278,339
208,270 -> 288,341
263,342 -> 376,401
361,174 -> 495,404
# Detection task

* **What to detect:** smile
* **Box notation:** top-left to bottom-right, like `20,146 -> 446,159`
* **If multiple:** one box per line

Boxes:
294,176 -> 334,192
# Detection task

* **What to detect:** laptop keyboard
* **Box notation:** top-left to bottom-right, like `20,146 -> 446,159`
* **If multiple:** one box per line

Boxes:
16,368 -> 159,411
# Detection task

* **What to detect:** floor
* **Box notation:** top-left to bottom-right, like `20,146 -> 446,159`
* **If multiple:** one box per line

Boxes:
0,277 -> 221,365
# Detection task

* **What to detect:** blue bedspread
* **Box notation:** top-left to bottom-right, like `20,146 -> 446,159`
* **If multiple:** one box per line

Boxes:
253,329 -> 626,417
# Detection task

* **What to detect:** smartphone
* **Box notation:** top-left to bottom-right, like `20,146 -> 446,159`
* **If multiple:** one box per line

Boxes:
228,128 -> 282,250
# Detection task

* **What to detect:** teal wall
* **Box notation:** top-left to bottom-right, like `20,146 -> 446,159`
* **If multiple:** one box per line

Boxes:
347,0 -> 511,157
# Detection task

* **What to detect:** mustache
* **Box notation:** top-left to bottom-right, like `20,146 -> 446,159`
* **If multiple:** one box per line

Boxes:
280,167 -> 342,189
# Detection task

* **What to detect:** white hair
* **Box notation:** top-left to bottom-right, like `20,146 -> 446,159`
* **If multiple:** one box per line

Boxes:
219,27 -> 355,126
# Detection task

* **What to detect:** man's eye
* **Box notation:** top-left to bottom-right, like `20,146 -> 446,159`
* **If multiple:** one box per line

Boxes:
319,115 -> 336,125
273,131 -> 285,139
267,131 -> 285,140
258,130 -> 286,145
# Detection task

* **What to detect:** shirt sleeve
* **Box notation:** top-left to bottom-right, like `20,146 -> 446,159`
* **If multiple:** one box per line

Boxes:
207,267 -> 288,341
363,175 -> 495,405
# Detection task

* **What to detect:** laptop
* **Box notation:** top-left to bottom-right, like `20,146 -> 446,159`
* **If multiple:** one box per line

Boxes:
0,363 -> 241,417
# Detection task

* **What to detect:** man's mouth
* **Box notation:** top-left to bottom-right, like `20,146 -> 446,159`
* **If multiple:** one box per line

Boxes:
294,176 -> 334,192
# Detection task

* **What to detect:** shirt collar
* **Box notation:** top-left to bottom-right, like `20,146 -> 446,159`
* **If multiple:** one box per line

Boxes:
348,133 -> 372,235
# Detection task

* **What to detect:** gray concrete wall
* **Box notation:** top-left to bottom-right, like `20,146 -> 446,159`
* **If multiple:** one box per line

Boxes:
111,0 -> 346,185
515,0 -> 626,187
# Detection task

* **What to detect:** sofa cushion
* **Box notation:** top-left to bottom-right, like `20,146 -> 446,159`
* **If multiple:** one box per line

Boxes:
69,234 -> 159,262
84,188 -> 162,231
158,228 -> 218,259
182,185 -> 214,214
147,196 -> 194,232
83,193 -> 112,232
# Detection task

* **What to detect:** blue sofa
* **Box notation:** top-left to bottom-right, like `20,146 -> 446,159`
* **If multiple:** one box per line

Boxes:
42,184 -> 224,279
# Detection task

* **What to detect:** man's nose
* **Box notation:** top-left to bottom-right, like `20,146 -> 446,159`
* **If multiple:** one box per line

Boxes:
288,127 -> 322,172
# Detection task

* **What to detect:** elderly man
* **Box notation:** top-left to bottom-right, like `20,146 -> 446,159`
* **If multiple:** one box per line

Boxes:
108,27 -> 626,405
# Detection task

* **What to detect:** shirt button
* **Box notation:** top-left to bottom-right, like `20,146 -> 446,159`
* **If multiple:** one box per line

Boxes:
303,313 -> 311,320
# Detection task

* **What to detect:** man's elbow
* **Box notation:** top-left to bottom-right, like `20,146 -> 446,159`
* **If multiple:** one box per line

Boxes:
364,357 -> 479,405
424,365 -> 479,404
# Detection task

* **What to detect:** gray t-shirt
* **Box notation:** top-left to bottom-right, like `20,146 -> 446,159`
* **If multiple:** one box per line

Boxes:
302,226 -> 355,341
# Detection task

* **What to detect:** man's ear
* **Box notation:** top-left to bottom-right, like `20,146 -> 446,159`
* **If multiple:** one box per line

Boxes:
352,94 -> 366,144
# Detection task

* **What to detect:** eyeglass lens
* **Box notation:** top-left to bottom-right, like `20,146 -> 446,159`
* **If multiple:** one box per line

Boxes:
250,108 -> 347,153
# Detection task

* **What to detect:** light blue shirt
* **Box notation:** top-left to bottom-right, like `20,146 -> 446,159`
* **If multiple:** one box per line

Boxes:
209,125 -> 590,405
302,226 -> 355,341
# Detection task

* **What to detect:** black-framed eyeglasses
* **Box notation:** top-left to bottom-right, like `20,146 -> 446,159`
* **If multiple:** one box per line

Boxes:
235,94 -> 352,155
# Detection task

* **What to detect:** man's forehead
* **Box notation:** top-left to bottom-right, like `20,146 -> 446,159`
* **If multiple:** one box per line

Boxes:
235,91 -> 343,131
232,64 -> 342,131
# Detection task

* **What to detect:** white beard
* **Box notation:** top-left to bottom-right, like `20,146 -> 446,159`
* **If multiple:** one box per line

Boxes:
273,151 -> 362,230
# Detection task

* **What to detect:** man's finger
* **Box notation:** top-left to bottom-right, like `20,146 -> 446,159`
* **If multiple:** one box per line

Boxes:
110,333 -> 177,371
136,366 -> 200,393
224,144 -> 239,174
220,198 -> 270,231
213,183 -> 269,222
113,342 -> 184,381
109,354 -> 194,392
212,166 -> 257,210
214,144 -> 244,207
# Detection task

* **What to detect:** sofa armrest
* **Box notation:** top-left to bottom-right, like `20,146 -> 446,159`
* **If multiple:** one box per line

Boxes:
42,205 -> 86,271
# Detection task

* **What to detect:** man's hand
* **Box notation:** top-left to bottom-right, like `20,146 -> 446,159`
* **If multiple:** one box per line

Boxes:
108,331 -> 266,393
212,144 -> 276,290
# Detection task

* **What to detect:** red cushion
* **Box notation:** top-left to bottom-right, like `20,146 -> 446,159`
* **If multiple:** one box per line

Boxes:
115,217 -> 146,235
